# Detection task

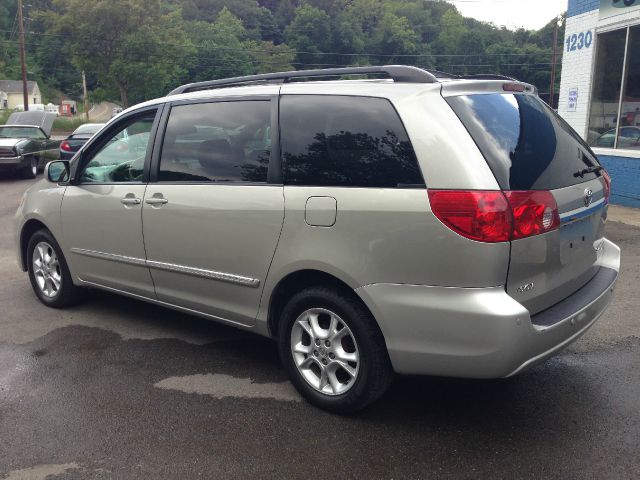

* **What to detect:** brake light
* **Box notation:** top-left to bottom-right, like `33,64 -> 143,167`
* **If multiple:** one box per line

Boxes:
504,191 -> 560,240
427,190 -> 512,243
602,170 -> 611,205
428,189 -> 560,243
60,140 -> 72,152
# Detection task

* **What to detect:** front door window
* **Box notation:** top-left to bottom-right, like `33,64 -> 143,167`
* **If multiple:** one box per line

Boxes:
79,112 -> 156,183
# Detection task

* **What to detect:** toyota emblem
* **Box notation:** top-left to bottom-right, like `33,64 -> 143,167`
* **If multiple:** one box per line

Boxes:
584,188 -> 593,207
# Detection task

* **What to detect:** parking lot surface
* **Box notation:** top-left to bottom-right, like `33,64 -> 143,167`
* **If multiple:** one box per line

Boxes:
1,176 -> 639,479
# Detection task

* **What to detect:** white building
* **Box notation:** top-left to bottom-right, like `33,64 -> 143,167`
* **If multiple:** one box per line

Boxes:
0,80 -> 42,110
559,0 -> 640,207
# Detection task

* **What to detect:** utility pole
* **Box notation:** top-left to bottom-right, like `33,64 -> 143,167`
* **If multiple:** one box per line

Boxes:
82,70 -> 89,121
549,15 -> 563,110
17,0 -> 29,111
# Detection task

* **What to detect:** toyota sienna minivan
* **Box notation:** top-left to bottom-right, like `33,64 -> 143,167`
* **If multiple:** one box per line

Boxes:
15,66 -> 620,413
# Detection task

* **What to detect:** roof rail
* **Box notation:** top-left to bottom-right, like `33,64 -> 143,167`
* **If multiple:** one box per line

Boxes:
167,65 -> 439,95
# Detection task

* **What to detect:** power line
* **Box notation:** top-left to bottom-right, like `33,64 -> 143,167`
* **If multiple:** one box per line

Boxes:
0,34 -> 560,58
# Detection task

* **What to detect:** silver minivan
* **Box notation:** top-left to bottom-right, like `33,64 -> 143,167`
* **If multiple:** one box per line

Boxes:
14,66 -> 620,413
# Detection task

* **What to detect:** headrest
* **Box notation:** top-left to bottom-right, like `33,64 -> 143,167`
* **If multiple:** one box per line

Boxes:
198,139 -> 233,169
172,124 -> 198,136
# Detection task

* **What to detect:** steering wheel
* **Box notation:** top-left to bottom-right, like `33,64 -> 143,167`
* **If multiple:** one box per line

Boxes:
110,158 -> 143,182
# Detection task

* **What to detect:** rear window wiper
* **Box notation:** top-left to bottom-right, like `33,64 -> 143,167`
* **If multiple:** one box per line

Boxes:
574,165 -> 603,178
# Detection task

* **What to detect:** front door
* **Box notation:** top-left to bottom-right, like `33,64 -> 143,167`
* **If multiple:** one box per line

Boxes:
61,108 -> 159,297
142,97 -> 284,326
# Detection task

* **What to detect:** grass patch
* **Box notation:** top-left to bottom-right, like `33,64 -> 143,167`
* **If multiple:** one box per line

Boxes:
52,117 -> 88,131
0,110 -> 11,124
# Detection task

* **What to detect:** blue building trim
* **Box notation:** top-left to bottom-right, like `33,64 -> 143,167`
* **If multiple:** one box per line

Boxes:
598,155 -> 640,208
567,0 -> 600,17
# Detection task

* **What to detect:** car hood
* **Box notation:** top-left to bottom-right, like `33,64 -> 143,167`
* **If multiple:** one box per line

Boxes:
7,111 -> 56,136
0,138 -> 24,148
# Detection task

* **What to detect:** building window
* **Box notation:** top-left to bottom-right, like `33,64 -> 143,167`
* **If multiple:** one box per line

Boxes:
588,25 -> 640,150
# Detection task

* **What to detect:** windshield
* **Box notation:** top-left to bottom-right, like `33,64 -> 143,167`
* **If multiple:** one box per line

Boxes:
0,126 -> 44,139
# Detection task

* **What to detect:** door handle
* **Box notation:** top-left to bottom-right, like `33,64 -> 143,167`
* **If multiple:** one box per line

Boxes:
120,196 -> 141,206
145,196 -> 168,206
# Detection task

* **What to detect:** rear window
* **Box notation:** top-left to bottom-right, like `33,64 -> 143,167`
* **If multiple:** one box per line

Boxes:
280,95 -> 424,188
73,124 -> 103,135
446,93 -> 601,190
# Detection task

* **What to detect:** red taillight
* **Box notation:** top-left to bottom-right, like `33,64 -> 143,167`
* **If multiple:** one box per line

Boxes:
602,170 -> 611,205
428,189 -> 560,243
60,140 -> 72,152
505,190 -> 560,240
427,190 -> 512,243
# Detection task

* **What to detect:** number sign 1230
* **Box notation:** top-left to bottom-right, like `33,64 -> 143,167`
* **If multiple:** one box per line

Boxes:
566,31 -> 593,52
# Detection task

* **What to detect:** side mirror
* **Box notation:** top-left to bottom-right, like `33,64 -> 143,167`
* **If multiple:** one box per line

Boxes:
45,160 -> 70,183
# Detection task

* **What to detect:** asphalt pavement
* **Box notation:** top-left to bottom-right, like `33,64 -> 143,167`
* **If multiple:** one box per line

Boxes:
1,175 -> 639,479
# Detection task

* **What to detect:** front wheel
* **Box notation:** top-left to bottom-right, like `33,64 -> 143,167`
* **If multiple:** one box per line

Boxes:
21,156 -> 38,179
278,287 -> 393,413
27,229 -> 81,307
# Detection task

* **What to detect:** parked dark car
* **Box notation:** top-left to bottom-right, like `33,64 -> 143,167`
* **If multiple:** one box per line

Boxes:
59,123 -> 105,160
594,126 -> 640,149
0,111 -> 60,178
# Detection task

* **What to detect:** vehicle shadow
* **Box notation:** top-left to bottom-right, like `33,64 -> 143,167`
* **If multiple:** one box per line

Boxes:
79,287 -> 616,428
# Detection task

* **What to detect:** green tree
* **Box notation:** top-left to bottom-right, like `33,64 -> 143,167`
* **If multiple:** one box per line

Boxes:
185,7 -> 254,82
285,4 -> 332,66
49,0 -> 193,107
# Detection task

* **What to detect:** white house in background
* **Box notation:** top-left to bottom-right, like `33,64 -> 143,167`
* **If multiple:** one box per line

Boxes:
0,80 -> 42,110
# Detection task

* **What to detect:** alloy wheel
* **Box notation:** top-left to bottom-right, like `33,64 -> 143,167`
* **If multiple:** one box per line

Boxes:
32,241 -> 62,298
290,308 -> 360,396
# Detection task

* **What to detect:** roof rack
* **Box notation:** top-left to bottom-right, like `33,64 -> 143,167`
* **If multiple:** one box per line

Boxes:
168,65 -> 439,95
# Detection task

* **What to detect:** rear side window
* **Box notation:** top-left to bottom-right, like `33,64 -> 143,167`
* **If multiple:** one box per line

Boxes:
446,93 -> 601,190
159,101 -> 270,183
280,95 -> 424,188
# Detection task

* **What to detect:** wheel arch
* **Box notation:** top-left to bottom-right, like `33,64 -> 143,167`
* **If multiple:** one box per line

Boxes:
19,218 -> 51,271
266,268 -> 378,339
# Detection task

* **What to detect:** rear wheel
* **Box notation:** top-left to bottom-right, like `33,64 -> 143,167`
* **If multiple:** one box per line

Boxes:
278,286 -> 393,413
21,156 -> 37,179
27,229 -> 81,307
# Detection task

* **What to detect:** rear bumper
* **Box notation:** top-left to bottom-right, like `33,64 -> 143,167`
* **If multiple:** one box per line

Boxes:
356,238 -> 620,378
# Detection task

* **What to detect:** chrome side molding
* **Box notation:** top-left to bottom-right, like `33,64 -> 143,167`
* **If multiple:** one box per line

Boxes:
146,260 -> 260,287
70,248 -> 147,267
70,248 -> 260,288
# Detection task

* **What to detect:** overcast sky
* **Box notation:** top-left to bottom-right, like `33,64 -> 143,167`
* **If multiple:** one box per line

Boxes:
449,0 -> 569,31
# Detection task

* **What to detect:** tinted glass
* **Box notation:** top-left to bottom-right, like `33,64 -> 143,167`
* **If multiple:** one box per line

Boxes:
79,112 -> 155,183
280,95 -> 423,188
447,93 -> 601,190
159,101 -> 270,183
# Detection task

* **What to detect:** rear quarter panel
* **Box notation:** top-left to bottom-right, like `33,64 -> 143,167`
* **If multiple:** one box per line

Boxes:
257,186 -> 511,331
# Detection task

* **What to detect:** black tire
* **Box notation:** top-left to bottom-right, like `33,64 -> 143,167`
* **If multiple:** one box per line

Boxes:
27,229 -> 81,308
21,156 -> 38,179
278,286 -> 393,414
